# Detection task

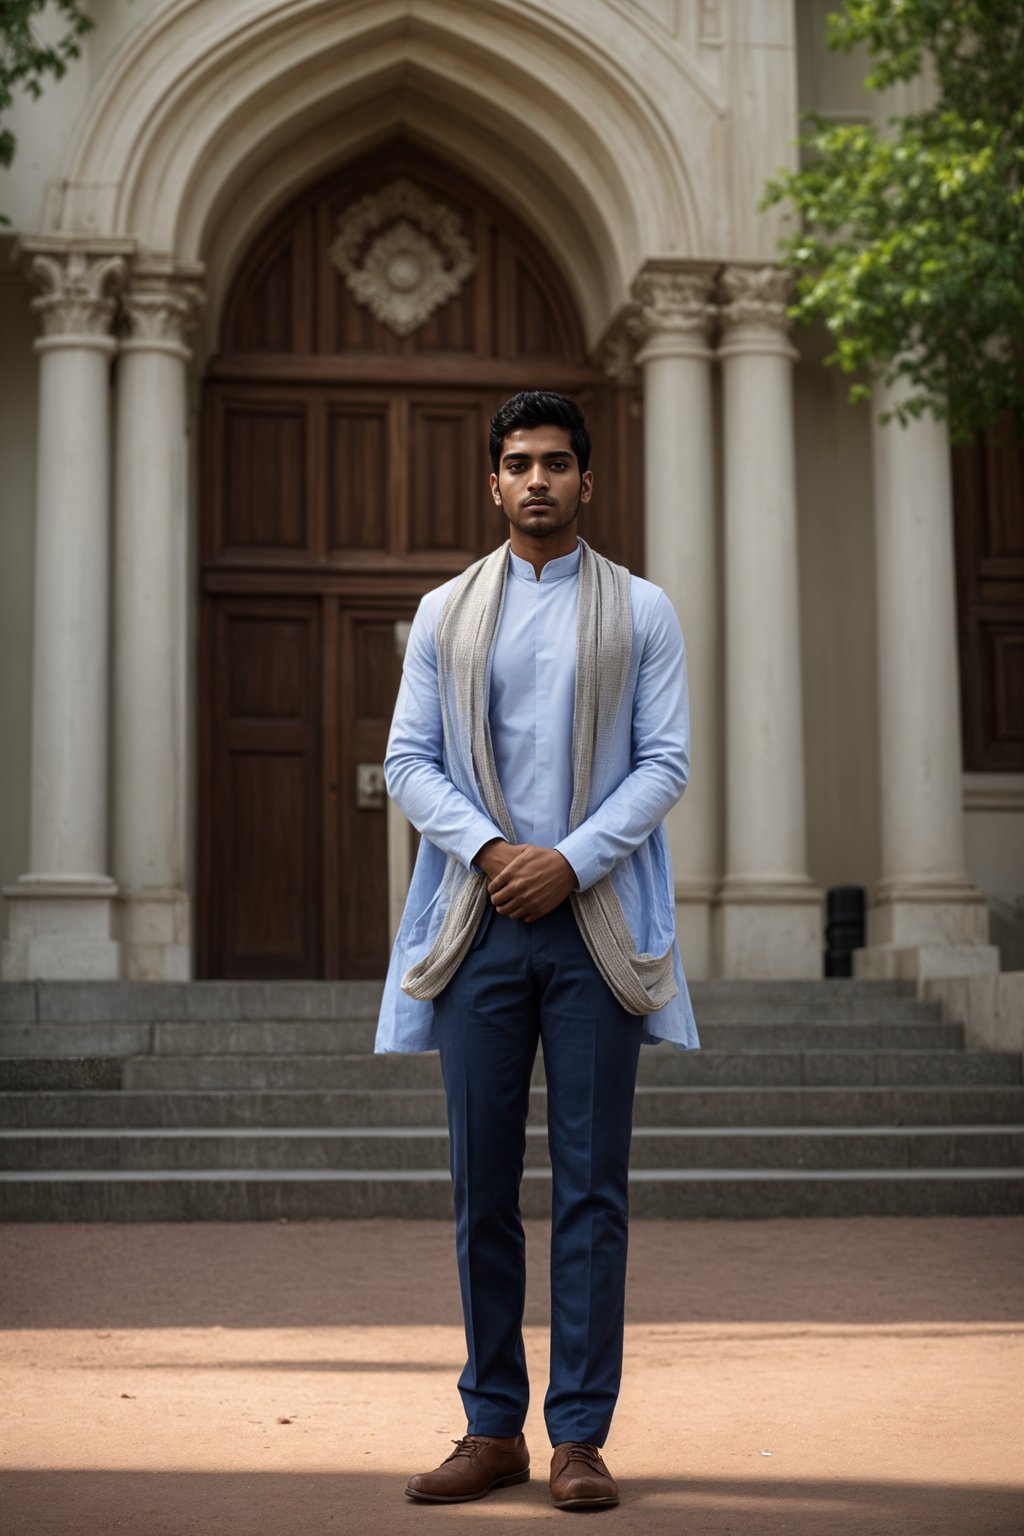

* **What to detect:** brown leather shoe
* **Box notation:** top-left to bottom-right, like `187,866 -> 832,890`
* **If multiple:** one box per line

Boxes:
405,1433 -> 530,1503
549,1441 -> 620,1509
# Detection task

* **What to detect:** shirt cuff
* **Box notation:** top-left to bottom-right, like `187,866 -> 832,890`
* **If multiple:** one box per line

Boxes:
553,830 -> 602,893
460,815 -> 508,873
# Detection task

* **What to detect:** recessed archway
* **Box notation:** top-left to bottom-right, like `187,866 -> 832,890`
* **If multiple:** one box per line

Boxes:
51,0 -> 713,347
197,138 -> 643,978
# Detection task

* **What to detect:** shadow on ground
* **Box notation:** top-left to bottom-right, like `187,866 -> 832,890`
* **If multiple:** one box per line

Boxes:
2,1469 -> 1021,1535
2,1218 -> 1022,1535
2,1216 -> 1022,1329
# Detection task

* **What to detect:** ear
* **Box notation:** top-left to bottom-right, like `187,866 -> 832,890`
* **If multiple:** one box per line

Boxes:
488,472 -> 502,507
580,469 -> 594,504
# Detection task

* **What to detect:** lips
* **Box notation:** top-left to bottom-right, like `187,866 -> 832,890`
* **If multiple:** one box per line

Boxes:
524,500 -> 553,509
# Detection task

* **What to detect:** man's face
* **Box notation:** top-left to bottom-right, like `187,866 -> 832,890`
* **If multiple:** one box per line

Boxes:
489,425 -> 593,539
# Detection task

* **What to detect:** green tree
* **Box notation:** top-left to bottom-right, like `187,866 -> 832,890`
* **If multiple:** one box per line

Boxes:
1,0 -> 93,174
760,0 -> 1024,439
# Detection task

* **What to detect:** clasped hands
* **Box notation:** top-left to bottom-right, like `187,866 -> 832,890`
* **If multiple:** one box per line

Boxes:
474,838 -> 577,922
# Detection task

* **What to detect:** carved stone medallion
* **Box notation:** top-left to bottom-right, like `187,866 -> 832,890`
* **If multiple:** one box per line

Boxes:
328,179 -> 476,337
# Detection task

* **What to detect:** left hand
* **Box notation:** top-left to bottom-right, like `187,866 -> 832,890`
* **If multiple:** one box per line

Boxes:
486,845 -> 578,922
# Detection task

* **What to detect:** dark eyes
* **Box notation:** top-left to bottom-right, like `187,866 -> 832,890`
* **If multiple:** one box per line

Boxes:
506,461 -> 569,472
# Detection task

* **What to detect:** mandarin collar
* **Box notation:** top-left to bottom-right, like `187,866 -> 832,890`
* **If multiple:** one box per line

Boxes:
508,538 -> 582,584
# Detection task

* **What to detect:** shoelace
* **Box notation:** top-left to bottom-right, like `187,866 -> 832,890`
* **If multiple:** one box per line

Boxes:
443,1435 -> 488,1463
558,1442 -> 608,1475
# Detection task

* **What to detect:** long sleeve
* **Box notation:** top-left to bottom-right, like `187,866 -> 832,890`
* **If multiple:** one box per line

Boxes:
554,589 -> 689,891
384,594 -> 506,871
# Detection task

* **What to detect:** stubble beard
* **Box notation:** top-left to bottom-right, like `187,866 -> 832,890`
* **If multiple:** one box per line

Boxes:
497,487 -> 583,541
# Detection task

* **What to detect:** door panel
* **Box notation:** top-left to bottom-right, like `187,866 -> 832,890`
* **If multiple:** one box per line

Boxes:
205,600 -> 322,978
334,609 -> 404,978
326,402 -> 391,556
953,414 -> 1024,769
229,754 -> 313,962
221,398 -> 309,557
407,397 -> 490,558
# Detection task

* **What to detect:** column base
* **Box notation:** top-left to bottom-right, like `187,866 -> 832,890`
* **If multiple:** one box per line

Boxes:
714,878 -> 824,978
675,880 -> 716,981
1,875 -> 121,980
922,972 -> 1024,1055
853,943 -> 1000,984
865,877 -> 990,947
854,877 -> 997,987
118,888 -> 192,980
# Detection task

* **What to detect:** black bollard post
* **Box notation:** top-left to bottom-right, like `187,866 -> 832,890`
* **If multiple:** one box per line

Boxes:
825,885 -> 866,977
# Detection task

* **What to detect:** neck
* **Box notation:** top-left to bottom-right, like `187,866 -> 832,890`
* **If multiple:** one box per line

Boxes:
508,526 -> 579,581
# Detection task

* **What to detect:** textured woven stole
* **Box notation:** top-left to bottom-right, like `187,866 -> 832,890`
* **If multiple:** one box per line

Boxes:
400,536 -> 678,1016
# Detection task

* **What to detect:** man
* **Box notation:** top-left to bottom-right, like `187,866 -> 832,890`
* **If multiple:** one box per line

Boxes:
375,390 -> 699,1510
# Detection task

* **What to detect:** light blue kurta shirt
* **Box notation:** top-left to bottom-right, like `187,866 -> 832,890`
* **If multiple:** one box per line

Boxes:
374,537 -> 700,1053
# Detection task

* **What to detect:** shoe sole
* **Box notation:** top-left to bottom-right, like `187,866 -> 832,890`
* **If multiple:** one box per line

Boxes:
551,1492 -> 620,1509
404,1468 -> 531,1503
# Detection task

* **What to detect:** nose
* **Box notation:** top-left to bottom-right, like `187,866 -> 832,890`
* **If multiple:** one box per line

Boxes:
527,464 -> 549,492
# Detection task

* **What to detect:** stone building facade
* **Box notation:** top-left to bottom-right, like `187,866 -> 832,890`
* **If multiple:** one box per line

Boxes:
0,0 -> 1018,988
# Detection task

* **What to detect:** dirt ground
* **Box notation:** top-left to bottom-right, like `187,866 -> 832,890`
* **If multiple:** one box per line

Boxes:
1,1217 -> 1022,1535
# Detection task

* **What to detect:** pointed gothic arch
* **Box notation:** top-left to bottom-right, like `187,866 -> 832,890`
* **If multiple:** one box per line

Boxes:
49,0 -> 714,344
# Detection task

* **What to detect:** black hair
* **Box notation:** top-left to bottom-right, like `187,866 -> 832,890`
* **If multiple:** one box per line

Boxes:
488,390 -> 591,474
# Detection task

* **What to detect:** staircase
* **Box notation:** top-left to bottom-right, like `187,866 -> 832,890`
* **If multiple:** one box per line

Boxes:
1,979 -> 1022,1219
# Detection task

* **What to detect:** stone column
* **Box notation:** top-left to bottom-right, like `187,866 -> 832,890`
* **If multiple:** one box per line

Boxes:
854,374 -> 996,982
113,264 -> 204,979
630,260 -> 720,978
716,265 -> 823,976
2,239 -> 132,980
850,69 -> 996,983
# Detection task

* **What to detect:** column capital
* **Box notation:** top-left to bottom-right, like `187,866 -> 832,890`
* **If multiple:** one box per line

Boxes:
14,235 -> 134,351
594,320 -> 640,386
121,262 -> 206,359
717,264 -> 798,359
629,260 -> 718,362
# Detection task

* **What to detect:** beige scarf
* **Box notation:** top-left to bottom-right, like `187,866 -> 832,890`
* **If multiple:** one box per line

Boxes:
400,537 -> 678,1015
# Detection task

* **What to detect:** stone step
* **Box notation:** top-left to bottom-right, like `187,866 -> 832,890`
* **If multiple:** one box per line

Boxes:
3,973 -> 1013,1222
0,1024 -> 155,1058
0,1016 -> 965,1059
0,977 -> 926,1026
1,1124 -> 1020,1172
0,1059 -> 124,1091
2,1084 -> 1022,1129
677,998 -> 944,1024
81,1047 -> 1021,1093
6,1047 -> 1017,1093
0,1165 -> 1021,1221
0,980 -> 385,1024
7,1046 -> 1011,1095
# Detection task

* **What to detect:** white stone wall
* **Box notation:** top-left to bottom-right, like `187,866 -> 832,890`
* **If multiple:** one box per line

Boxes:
964,780 -> 1024,909
0,276 -> 37,910
793,343 -> 881,897
791,4 -> 884,901
0,0 -> 164,228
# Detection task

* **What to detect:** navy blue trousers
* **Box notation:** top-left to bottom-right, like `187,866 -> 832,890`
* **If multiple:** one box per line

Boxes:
433,895 -> 644,1448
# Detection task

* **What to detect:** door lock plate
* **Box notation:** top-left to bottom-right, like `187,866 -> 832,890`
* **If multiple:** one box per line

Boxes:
356,762 -> 386,809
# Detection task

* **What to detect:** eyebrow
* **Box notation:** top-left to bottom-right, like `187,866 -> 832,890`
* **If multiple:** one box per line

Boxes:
501,450 -> 575,463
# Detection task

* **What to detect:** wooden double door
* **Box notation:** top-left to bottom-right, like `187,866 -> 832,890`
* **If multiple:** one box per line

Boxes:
952,413 -> 1024,772
198,144 -> 640,978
